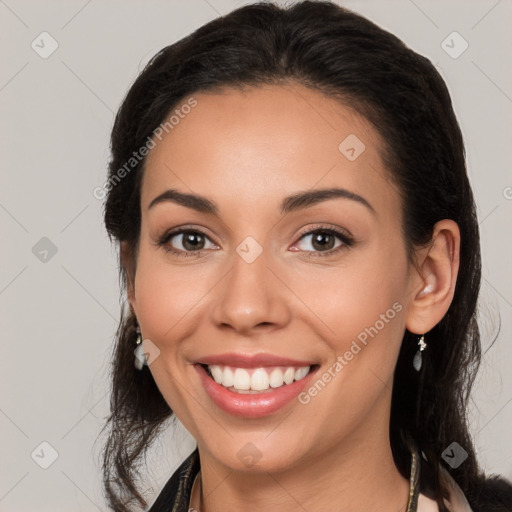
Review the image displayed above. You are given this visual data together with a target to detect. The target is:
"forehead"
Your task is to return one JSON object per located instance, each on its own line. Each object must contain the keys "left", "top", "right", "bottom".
{"left": 141, "top": 83, "right": 399, "bottom": 222}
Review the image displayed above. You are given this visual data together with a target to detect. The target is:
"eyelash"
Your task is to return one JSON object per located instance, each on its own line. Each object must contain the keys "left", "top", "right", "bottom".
{"left": 294, "top": 224, "right": 354, "bottom": 258}
{"left": 156, "top": 224, "right": 354, "bottom": 258}
{"left": 156, "top": 226, "right": 216, "bottom": 259}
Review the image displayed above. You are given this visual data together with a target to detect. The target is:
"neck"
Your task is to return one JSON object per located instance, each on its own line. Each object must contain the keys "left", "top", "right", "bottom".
{"left": 193, "top": 407, "right": 410, "bottom": 511}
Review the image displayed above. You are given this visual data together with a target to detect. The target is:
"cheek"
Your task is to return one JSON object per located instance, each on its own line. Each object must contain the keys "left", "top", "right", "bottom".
{"left": 132, "top": 243, "right": 212, "bottom": 346}
{"left": 290, "top": 243, "right": 408, "bottom": 348}
{"left": 292, "top": 247, "right": 408, "bottom": 436}
{"left": 131, "top": 245, "right": 212, "bottom": 417}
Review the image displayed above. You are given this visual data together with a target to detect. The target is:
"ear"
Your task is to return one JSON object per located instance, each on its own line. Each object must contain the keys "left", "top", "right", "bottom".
{"left": 405, "top": 219, "right": 460, "bottom": 335}
{"left": 120, "top": 241, "right": 137, "bottom": 313}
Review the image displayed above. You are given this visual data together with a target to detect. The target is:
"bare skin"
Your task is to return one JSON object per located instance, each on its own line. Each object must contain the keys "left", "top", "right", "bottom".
{"left": 124, "top": 83, "right": 460, "bottom": 512}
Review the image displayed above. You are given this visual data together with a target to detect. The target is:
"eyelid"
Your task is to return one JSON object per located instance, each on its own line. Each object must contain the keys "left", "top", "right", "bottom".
{"left": 293, "top": 223, "right": 353, "bottom": 245}
{"left": 154, "top": 225, "right": 220, "bottom": 257}
{"left": 289, "top": 223, "right": 354, "bottom": 256}
{"left": 156, "top": 224, "right": 216, "bottom": 244}
{"left": 156, "top": 222, "right": 354, "bottom": 256}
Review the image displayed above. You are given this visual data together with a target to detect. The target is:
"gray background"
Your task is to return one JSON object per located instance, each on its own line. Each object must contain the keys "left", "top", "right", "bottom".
{"left": 1, "top": 0, "right": 511, "bottom": 510}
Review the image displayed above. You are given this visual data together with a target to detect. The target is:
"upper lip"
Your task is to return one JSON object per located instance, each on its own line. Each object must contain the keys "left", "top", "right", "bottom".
{"left": 196, "top": 352, "right": 316, "bottom": 368}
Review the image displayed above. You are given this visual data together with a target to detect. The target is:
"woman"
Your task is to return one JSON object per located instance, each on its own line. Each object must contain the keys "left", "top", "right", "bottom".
{"left": 100, "top": 2, "right": 512, "bottom": 511}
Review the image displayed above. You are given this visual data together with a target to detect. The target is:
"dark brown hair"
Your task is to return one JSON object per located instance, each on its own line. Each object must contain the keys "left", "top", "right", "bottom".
{"left": 100, "top": 2, "right": 512, "bottom": 511}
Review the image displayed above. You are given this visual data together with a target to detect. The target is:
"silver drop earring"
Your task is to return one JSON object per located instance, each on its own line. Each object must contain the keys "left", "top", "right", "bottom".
{"left": 413, "top": 334, "right": 427, "bottom": 372}
{"left": 134, "top": 325, "right": 147, "bottom": 370}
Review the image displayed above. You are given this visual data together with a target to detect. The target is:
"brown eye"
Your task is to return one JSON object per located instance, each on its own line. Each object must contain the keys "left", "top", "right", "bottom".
{"left": 295, "top": 229, "right": 348, "bottom": 253}
{"left": 178, "top": 232, "right": 206, "bottom": 251}
{"left": 311, "top": 232, "right": 337, "bottom": 251}
{"left": 159, "top": 229, "right": 218, "bottom": 254}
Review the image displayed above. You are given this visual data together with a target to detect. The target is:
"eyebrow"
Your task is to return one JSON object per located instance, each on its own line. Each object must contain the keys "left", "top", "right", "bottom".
{"left": 148, "top": 187, "right": 376, "bottom": 216}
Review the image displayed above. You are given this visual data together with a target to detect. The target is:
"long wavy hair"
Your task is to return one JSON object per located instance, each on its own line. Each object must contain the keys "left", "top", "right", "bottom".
{"left": 100, "top": 2, "right": 511, "bottom": 511}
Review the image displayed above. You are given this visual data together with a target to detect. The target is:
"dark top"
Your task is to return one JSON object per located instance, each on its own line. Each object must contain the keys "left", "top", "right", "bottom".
{"left": 149, "top": 448, "right": 201, "bottom": 512}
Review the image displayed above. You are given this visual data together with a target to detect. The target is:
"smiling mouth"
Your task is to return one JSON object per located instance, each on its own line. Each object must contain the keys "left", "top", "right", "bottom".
{"left": 201, "top": 364, "right": 318, "bottom": 394}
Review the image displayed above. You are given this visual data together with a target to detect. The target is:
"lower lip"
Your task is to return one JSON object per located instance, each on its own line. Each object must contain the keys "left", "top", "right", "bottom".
{"left": 195, "top": 364, "right": 318, "bottom": 418}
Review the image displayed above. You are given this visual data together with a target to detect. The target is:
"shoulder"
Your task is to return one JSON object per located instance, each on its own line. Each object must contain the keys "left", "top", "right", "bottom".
{"left": 465, "top": 474, "right": 512, "bottom": 512}
{"left": 439, "top": 466, "right": 512, "bottom": 512}
{"left": 440, "top": 467, "right": 473, "bottom": 512}
{"left": 417, "top": 467, "right": 473, "bottom": 512}
{"left": 418, "top": 492, "right": 441, "bottom": 512}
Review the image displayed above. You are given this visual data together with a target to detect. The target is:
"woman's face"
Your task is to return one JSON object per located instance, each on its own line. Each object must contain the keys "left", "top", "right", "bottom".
{"left": 129, "top": 83, "right": 423, "bottom": 473}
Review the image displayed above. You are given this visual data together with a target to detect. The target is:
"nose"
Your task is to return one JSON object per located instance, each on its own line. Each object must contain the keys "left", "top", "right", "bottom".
{"left": 210, "top": 247, "right": 291, "bottom": 335}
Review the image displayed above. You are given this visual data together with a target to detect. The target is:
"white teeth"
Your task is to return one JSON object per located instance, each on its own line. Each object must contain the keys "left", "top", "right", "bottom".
{"left": 222, "top": 366, "right": 234, "bottom": 387}
{"left": 283, "top": 367, "right": 295, "bottom": 385}
{"left": 269, "top": 368, "right": 284, "bottom": 388}
{"left": 206, "top": 365, "right": 311, "bottom": 392}
{"left": 294, "top": 367, "right": 310, "bottom": 381}
{"left": 233, "top": 368, "right": 251, "bottom": 390}
{"left": 210, "top": 365, "right": 223, "bottom": 384}
{"left": 251, "top": 369, "right": 269, "bottom": 391}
